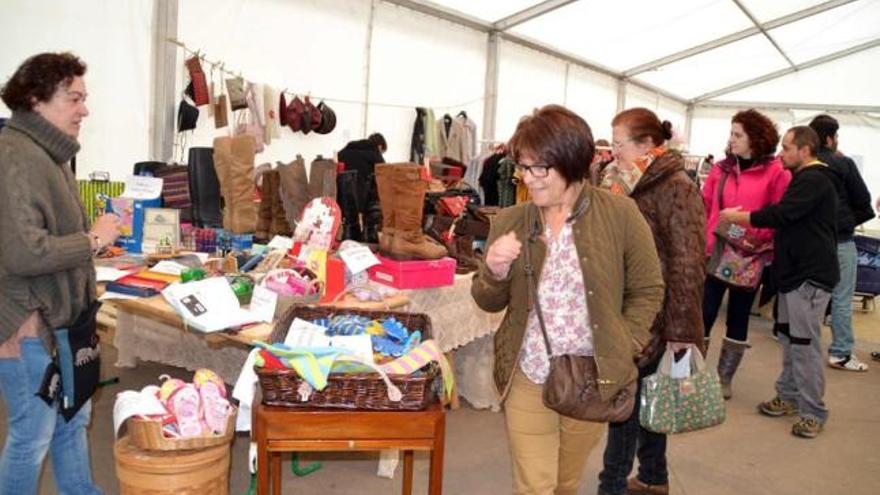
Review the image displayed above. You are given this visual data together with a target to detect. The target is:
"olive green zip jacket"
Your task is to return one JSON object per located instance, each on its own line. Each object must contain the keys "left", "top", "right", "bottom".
{"left": 471, "top": 185, "right": 664, "bottom": 402}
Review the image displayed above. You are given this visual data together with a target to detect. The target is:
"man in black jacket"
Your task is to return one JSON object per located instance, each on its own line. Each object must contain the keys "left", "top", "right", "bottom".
{"left": 721, "top": 126, "right": 838, "bottom": 439}
{"left": 809, "top": 115, "right": 874, "bottom": 372}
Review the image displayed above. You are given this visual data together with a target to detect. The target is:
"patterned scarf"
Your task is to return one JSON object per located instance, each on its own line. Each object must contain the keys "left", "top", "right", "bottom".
{"left": 600, "top": 145, "right": 667, "bottom": 196}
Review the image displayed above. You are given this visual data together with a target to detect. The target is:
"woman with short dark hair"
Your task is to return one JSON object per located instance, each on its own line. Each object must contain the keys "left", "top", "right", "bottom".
{"left": 472, "top": 104, "right": 665, "bottom": 494}
{"left": 702, "top": 109, "right": 791, "bottom": 399}
{"left": 0, "top": 52, "right": 120, "bottom": 494}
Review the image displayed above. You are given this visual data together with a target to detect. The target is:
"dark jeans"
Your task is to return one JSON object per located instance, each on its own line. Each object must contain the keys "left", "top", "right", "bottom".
{"left": 598, "top": 358, "right": 666, "bottom": 495}
{"left": 703, "top": 276, "right": 758, "bottom": 343}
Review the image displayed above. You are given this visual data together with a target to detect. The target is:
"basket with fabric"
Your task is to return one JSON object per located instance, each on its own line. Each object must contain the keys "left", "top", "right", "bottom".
{"left": 256, "top": 305, "right": 441, "bottom": 411}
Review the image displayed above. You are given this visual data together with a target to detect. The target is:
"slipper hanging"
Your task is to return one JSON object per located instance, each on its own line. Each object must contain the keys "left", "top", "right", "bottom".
{"left": 167, "top": 384, "right": 203, "bottom": 438}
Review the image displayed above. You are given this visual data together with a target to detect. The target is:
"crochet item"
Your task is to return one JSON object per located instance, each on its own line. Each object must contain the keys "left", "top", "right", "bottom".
{"left": 372, "top": 330, "right": 421, "bottom": 358}
{"left": 326, "top": 315, "right": 372, "bottom": 336}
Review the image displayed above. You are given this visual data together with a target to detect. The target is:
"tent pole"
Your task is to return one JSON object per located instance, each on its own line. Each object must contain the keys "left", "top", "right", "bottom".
{"left": 616, "top": 80, "right": 626, "bottom": 113}
{"left": 150, "top": 0, "right": 178, "bottom": 162}
{"left": 481, "top": 31, "right": 500, "bottom": 150}
{"left": 684, "top": 104, "right": 694, "bottom": 151}
{"left": 362, "top": 0, "right": 377, "bottom": 137}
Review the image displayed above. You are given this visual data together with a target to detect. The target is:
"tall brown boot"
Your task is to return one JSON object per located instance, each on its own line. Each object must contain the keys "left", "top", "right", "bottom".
{"left": 277, "top": 156, "right": 310, "bottom": 229}
{"left": 212, "top": 137, "right": 234, "bottom": 229}
{"left": 717, "top": 338, "right": 750, "bottom": 400}
{"left": 308, "top": 156, "right": 337, "bottom": 200}
{"left": 227, "top": 135, "right": 258, "bottom": 233}
{"left": 375, "top": 163, "right": 447, "bottom": 260}
{"left": 374, "top": 165, "right": 396, "bottom": 254}
{"left": 254, "top": 163, "right": 272, "bottom": 241}
{"left": 265, "top": 170, "right": 291, "bottom": 237}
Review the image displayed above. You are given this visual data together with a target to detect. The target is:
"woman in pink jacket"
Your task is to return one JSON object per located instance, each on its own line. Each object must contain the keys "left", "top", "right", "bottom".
{"left": 702, "top": 109, "right": 791, "bottom": 400}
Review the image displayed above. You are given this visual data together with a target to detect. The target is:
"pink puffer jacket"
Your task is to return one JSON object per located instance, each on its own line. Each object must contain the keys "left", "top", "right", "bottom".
{"left": 702, "top": 155, "right": 791, "bottom": 257}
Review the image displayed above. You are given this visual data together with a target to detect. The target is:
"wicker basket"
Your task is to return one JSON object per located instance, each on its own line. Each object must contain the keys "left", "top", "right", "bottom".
{"left": 127, "top": 407, "right": 237, "bottom": 451}
{"left": 257, "top": 304, "right": 440, "bottom": 411}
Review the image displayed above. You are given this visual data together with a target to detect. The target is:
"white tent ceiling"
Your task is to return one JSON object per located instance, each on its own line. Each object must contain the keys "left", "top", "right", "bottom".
{"left": 402, "top": 0, "right": 880, "bottom": 106}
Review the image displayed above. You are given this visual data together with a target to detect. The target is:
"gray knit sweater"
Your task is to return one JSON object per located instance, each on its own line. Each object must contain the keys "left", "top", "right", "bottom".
{"left": 0, "top": 112, "right": 96, "bottom": 349}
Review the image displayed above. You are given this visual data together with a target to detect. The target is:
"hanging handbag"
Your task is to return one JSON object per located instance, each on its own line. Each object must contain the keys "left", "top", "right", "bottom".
{"left": 524, "top": 207, "right": 636, "bottom": 422}
{"left": 54, "top": 302, "right": 103, "bottom": 421}
{"left": 639, "top": 344, "right": 725, "bottom": 434}
{"left": 706, "top": 170, "right": 771, "bottom": 290}
{"left": 226, "top": 76, "right": 248, "bottom": 111}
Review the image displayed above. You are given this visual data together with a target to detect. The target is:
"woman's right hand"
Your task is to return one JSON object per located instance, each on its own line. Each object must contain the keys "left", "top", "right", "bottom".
{"left": 485, "top": 231, "right": 522, "bottom": 279}
{"left": 91, "top": 213, "right": 122, "bottom": 246}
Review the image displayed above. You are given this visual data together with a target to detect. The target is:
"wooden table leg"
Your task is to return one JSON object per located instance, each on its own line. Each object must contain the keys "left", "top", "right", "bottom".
{"left": 444, "top": 351, "right": 460, "bottom": 410}
{"left": 257, "top": 435, "right": 269, "bottom": 495}
{"left": 428, "top": 413, "right": 446, "bottom": 495}
{"left": 271, "top": 452, "right": 281, "bottom": 495}
{"left": 401, "top": 450, "right": 414, "bottom": 495}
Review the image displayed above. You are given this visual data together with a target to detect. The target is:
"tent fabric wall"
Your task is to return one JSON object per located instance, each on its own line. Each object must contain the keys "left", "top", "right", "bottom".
{"left": 2, "top": 0, "right": 878, "bottom": 220}
{"left": 0, "top": 0, "right": 152, "bottom": 180}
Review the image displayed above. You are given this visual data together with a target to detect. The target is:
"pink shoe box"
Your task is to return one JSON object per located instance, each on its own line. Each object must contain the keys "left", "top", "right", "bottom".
{"left": 368, "top": 256, "right": 456, "bottom": 289}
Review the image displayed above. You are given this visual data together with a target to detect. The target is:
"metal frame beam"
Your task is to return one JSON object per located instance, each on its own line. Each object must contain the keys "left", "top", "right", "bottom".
{"left": 149, "top": 0, "right": 178, "bottom": 162}
{"left": 481, "top": 32, "right": 500, "bottom": 150}
{"left": 493, "top": 0, "right": 580, "bottom": 32}
{"left": 731, "top": 0, "right": 796, "bottom": 69}
{"left": 623, "top": 0, "right": 856, "bottom": 77}
{"left": 696, "top": 100, "right": 880, "bottom": 114}
{"left": 692, "top": 37, "right": 880, "bottom": 103}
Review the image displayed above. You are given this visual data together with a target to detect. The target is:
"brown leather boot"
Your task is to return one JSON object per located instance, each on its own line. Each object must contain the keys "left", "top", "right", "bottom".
{"left": 374, "top": 165, "right": 396, "bottom": 254}
{"left": 277, "top": 156, "right": 310, "bottom": 229}
{"left": 267, "top": 170, "right": 292, "bottom": 237}
{"left": 627, "top": 477, "right": 669, "bottom": 495}
{"left": 308, "top": 156, "right": 337, "bottom": 200}
{"left": 254, "top": 164, "right": 272, "bottom": 241}
{"left": 226, "top": 136, "right": 258, "bottom": 233}
{"left": 375, "top": 163, "right": 447, "bottom": 260}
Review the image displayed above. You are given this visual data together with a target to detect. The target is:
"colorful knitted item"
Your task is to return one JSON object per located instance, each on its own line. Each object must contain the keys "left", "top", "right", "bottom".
{"left": 255, "top": 342, "right": 346, "bottom": 390}
{"left": 381, "top": 317, "right": 410, "bottom": 342}
{"left": 326, "top": 315, "right": 372, "bottom": 336}
{"left": 380, "top": 340, "right": 454, "bottom": 400}
{"left": 372, "top": 330, "right": 421, "bottom": 358}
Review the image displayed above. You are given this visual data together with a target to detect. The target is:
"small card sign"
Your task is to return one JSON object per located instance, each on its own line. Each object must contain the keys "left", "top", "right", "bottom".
{"left": 338, "top": 244, "right": 380, "bottom": 274}
{"left": 249, "top": 285, "right": 278, "bottom": 323}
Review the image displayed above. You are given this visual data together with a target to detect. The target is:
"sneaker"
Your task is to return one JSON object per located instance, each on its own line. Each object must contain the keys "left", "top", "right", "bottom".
{"left": 828, "top": 354, "right": 869, "bottom": 372}
{"left": 758, "top": 396, "right": 798, "bottom": 417}
{"left": 871, "top": 351, "right": 880, "bottom": 363}
{"left": 791, "top": 416, "right": 823, "bottom": 438}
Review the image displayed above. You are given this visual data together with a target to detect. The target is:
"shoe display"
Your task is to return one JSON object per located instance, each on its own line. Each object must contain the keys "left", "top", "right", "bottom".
{"left": 626, "top": 477, "right": 669, "bottom": 495}
{"left": 828, "top": 354, "right": 869, "bottom": 372}
{"left": 791, "top": 416, "right": 823, "bottom": 439}
{"left": 758, "top": 396, "right": 798, "bottom": 417}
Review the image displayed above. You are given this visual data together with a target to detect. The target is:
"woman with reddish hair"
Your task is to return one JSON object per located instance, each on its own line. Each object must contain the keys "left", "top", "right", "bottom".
{"left": 702, "top": 109, "right": 791, "bottom": 400}
{"left": 597, "top": 108, "right": 706, "bottom": 495}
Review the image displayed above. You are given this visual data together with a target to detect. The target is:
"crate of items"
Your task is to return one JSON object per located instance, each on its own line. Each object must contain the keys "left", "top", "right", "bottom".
{"left": 256, "top": 305, "right": 441, "bottom": 411}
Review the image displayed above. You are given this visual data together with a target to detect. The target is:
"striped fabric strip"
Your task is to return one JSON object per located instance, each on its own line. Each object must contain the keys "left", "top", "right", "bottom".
{"left": 380, "top": 339, "right": 454, "bottom": 400}
{"left": 76, "top": 180, "right": 125, "bottom": 221}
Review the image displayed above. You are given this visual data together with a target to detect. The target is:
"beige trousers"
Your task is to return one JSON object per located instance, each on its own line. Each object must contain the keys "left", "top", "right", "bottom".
{"left": 504, "top": 369, "right": 604, "bottom": 495}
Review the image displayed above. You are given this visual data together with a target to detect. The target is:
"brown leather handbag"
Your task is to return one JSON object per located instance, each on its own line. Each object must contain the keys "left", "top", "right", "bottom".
{"left": 523, "top": 207, "right": 636, "bottom": 423}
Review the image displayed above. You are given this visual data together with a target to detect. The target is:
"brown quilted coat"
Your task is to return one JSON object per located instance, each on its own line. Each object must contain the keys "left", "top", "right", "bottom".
{"left": 472, "top": 186, "right": 665, "bottom": 402}
{"left": 630, "top": 150, "right": 706, "bottom": 365}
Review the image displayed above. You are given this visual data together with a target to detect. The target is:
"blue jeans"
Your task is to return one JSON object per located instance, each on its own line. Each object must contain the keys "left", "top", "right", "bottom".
{"left": 829, "top": 240, "right": 857, "bottom": 359}
{"left": 0, "top": 338, "right": 101, "bottom": 495}
{"left": 598, "top": 359, "right": 667, "bottom": 495}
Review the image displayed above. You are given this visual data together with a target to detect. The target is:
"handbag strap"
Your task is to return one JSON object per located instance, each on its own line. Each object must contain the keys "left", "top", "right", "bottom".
{"left": 714, "top": 167, "right": 728, "bottom": 211}
{"left": 523, "top": 205, "right": 555, "bottom": 356}
{"left": 658, "top": 343, "right": 706, "bottom": 376}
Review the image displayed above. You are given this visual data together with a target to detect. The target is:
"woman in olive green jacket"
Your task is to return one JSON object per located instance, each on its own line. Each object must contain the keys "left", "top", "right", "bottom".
{"left": 471, "top": 105, "right": 664, "bottom": 495}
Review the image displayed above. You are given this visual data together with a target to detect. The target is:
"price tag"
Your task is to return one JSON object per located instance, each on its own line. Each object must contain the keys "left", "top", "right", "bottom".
{"left": 249, "top": 285, "right": 278, "bottom": 323}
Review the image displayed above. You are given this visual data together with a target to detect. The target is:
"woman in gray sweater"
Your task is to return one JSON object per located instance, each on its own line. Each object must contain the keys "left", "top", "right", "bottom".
{"left": 0, "top": 52, "right": 120, "bottom": 494}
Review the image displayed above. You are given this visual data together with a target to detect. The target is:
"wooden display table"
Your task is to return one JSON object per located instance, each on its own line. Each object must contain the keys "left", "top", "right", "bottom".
{"left": 254, "top": 402, "right": 445, "bottom": 495}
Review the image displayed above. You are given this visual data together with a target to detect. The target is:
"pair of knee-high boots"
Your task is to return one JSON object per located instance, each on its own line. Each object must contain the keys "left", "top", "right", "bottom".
{"left": 254, "top": 166, "right": 291, "bottom": 242}
{"left": 212, "top": 136, "right": 258, "bottom": 234}
{"left": 276, "top": 155, "right": 337, "bottom": 233}
{"left": 374, "top": 163, "right": 447, "bottom": 260}
{"left": 336, "top": 170, "right": 384, "bottom": 244}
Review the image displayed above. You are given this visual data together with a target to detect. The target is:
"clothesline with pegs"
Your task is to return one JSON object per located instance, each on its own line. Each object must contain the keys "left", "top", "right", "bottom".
{"left": 168, "top": 38, "right": 484, "bottom": 111}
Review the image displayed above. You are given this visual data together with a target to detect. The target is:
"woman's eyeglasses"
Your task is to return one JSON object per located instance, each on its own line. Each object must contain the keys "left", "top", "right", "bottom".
{"left": 513, "top": 163, "right": 551, "bottom": 178}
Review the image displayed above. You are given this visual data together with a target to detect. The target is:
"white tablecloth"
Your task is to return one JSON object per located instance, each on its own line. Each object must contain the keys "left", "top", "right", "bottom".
{"left": 114, "top": 273, "right": 504, "bottom": 409}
